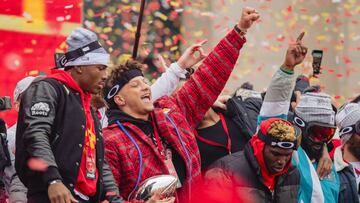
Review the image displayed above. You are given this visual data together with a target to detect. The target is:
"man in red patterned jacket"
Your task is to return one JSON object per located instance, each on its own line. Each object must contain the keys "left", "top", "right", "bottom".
{"left": 102, "top": 7, "right": 260, "bottom": 202}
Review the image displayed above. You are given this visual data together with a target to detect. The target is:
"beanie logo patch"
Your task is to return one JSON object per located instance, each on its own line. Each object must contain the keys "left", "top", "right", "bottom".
{"left": 30, "top": 102, "right": 50, "bottom": 117}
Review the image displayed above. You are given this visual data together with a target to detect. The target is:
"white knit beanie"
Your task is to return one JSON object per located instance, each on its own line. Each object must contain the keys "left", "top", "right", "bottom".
{"left": 295, "top": 92, "right": 336, "bottom": 125}
{"left": 336, "top": 102, "right": 360, "bottom": 144}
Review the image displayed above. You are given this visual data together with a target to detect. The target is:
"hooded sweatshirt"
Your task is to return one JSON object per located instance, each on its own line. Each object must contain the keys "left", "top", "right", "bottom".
{"left": 250, "top": 117, "right": 294, "bottom": 191}
{"left": 250, "top": 135, "right": 292, "bottom": 191}
{"left": 47, "top": 70, "right": 98, "bottom": 196}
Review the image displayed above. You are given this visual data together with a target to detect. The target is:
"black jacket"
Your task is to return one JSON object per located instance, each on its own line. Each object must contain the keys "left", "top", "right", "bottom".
{"left": 222, "top": 96, "right": 262, "bottom": 139}
{"left": 15, "top": 78, "right": 122, "bottom": 202}
{"left": 205, "top": 143, "right": 300, "bottom": 203}
{"left": 338, "top": 165, "right": 360, "bottom": 203}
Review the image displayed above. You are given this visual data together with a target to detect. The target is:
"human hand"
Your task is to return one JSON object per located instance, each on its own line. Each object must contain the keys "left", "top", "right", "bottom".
{"left": 213, "top": 95, "right": 232, "bottom": 110}
{"left": 300, "top": 57, "right": 314, "bottom": 78}
{"left": 237, "top": 7, "right": 260, "bottom": 31}
{"left": 282, "top": 32, "right": 308, "bottom": 72}
{"left": 154, "top": 54, "right": 169, "bottom": 72}
{"left": 317, "top": 144, "right": 333, "bottom": 179}
{"left": 48, "top": 181, "right": 78, "bottom": 203}
{"left": 177, "top": 40, "right": 208, "bottom": 69}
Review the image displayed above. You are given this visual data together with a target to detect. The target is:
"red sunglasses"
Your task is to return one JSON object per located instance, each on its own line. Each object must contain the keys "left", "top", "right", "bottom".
{"left": 307, "top": 125, "right": 337, "bottom": 142}
{"left": 293, "top": 115, "right": 336, "bottom": 142}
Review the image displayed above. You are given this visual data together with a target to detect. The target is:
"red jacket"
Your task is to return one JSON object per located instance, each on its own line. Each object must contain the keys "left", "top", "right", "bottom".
{"left": 103, "top": 29, "right": 246, "bottom": 201}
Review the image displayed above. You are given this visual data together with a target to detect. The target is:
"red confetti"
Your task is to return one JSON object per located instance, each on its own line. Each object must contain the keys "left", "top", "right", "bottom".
{"left": 336, "top": 73, "right": 343, "bottom": 78}
{"left": 287, "top": 6, "right": 292, "bottom": 13}
{"left": 276, "top": 35, "right": 286, "bottom": 42}
{"left": 343, "top": 56, "right": 352, "bottom": 64}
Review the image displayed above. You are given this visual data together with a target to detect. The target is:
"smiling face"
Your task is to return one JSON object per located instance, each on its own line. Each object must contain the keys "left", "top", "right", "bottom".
{"left": 263, "top": 145, "right": 293, "bottom": 174}
{"left": 114, "top": 76, "right": 154, "bottom": 120}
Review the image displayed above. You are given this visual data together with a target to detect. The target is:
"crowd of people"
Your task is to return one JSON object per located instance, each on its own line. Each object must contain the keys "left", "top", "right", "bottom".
{"left": 0, "top": 6, "right": 359, "bottom": 203}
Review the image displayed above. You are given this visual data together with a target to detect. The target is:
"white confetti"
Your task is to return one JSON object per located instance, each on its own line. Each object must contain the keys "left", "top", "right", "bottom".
{"left": 56, "top": 16, "right": 65, "bottom": 22}
{"left": 64, "top": 4, "right": 73, "bottom": 9}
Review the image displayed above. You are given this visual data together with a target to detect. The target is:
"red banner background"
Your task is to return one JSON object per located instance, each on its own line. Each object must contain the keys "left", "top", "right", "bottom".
{"left": 0, "top": 0, "right": 82, "bottom": 126}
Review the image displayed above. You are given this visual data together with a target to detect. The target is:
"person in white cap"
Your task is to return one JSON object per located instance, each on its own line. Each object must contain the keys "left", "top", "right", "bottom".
{"left": 335, "top": 102, "right": 360, "bottom": 203}
{"left": 2, "top": 76, "right": 36, "bottom": 203}
{"left": 7, "top": 76, "right": 36, "bottom": 155}
{"left": 15, "top": 28, "right": 123, "bottom": 203}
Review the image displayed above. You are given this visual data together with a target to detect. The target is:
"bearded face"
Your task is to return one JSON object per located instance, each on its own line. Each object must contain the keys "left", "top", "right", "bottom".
{"left": 301, "top": 135, "right": 324, "bottom": 161}
{"left": 346, "top": 133, "right": 360, "bottom": 161}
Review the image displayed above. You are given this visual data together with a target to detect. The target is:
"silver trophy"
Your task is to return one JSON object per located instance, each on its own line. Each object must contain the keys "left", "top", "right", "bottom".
{"left": 130, "top": 175, "right": 178, "bottom": 201}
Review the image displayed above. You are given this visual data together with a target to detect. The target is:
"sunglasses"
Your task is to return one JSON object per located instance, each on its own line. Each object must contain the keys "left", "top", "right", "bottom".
{"left": 258, "top": 130, "right": 297, "bottom": 150}
{"left": 339, "top": 120, "right": 360, "bottom": 138}
{"left": 270, "top": 141, "right": 296, "bottom": 149}
{"left": 293, "top": 115, "right": 336, "bottom": 142}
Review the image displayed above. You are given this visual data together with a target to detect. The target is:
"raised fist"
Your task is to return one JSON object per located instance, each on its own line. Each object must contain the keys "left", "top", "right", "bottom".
{"left": 238, "top": 7, "right": 260, "bottom": 31}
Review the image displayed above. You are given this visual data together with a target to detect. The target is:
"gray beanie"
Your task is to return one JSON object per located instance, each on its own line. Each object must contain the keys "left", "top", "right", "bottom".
{"left": 65, "top": 27, "right": 109, "bottom": 67}
{"left": 336, "top": 102, "right": 360, "bottom": 143}
{"left": 295, "top": 92, "right": 335, "bottom": 125}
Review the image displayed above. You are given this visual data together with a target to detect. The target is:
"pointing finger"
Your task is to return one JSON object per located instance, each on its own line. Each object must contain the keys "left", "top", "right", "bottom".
{"left": 296, "top": 32, "right": 305, "bottom": 43}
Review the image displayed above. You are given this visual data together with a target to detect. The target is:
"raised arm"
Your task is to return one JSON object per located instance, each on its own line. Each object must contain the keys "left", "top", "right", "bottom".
{"left": 258, "top": 32, "right": 308, "bottom": 126}
{"left": 151, "top": 43, "right": 207, "bottom": 100}
{"left": 151, "top": 62, "right": 187, "bottom": 100}
{"left": 167, "top": 7, "right": 260, "bottom": 129}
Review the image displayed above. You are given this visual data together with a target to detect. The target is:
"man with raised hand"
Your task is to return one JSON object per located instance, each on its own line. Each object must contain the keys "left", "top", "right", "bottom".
{"left": 102, "top": 7, "right": 259, "bottom": 202}
{"left": 202, "top": 32, "right": 309, "bottom": 203}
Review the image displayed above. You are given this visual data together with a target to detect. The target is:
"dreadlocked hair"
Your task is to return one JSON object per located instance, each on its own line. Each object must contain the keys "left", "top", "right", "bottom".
{"left": 267, "top": 120, "right": 296, "bottom": 142}
{"left": 102, "top": 60, "right": 144, "bottom": 109}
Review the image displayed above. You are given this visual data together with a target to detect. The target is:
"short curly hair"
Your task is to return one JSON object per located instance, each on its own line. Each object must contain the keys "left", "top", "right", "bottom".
{"left": 102, "top": 60, "right": 144, "bottom": 109}
{"left": 267, "top": 120, "right": 296, "bottom": 142}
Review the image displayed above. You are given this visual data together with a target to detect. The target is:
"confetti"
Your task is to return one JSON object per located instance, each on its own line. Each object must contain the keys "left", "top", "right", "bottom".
{"left": 64, "top": 4, "right": 74, "bottom": 9}
{"left": 78, "top": 0, "right": 360, "bottom": 102}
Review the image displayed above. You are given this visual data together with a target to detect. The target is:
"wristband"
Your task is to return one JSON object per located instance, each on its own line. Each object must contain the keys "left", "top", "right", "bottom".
{"left": 280, "top": 65, "right": 294, "bottom": 75}
{"left": 234, "top": 25, "right": 247, "bottom": 36}
{"left": 48, "top": 179, "right": 62, "bottom": 186}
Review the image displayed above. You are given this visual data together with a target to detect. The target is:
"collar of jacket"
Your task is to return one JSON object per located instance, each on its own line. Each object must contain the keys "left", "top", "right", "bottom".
{"left": 334, "top": 147, "right": 350, "bottom": 172}
{"left": 107, "top": 109, "right": 153, "bottom": 135}
{"left": 48, "top": 69, "right": 86, "bottom": 95}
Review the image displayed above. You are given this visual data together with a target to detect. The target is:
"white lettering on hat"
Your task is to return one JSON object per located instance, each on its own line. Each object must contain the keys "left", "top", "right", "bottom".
{"left": 82, "top": 46, "right": 90, "bottom": 52}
